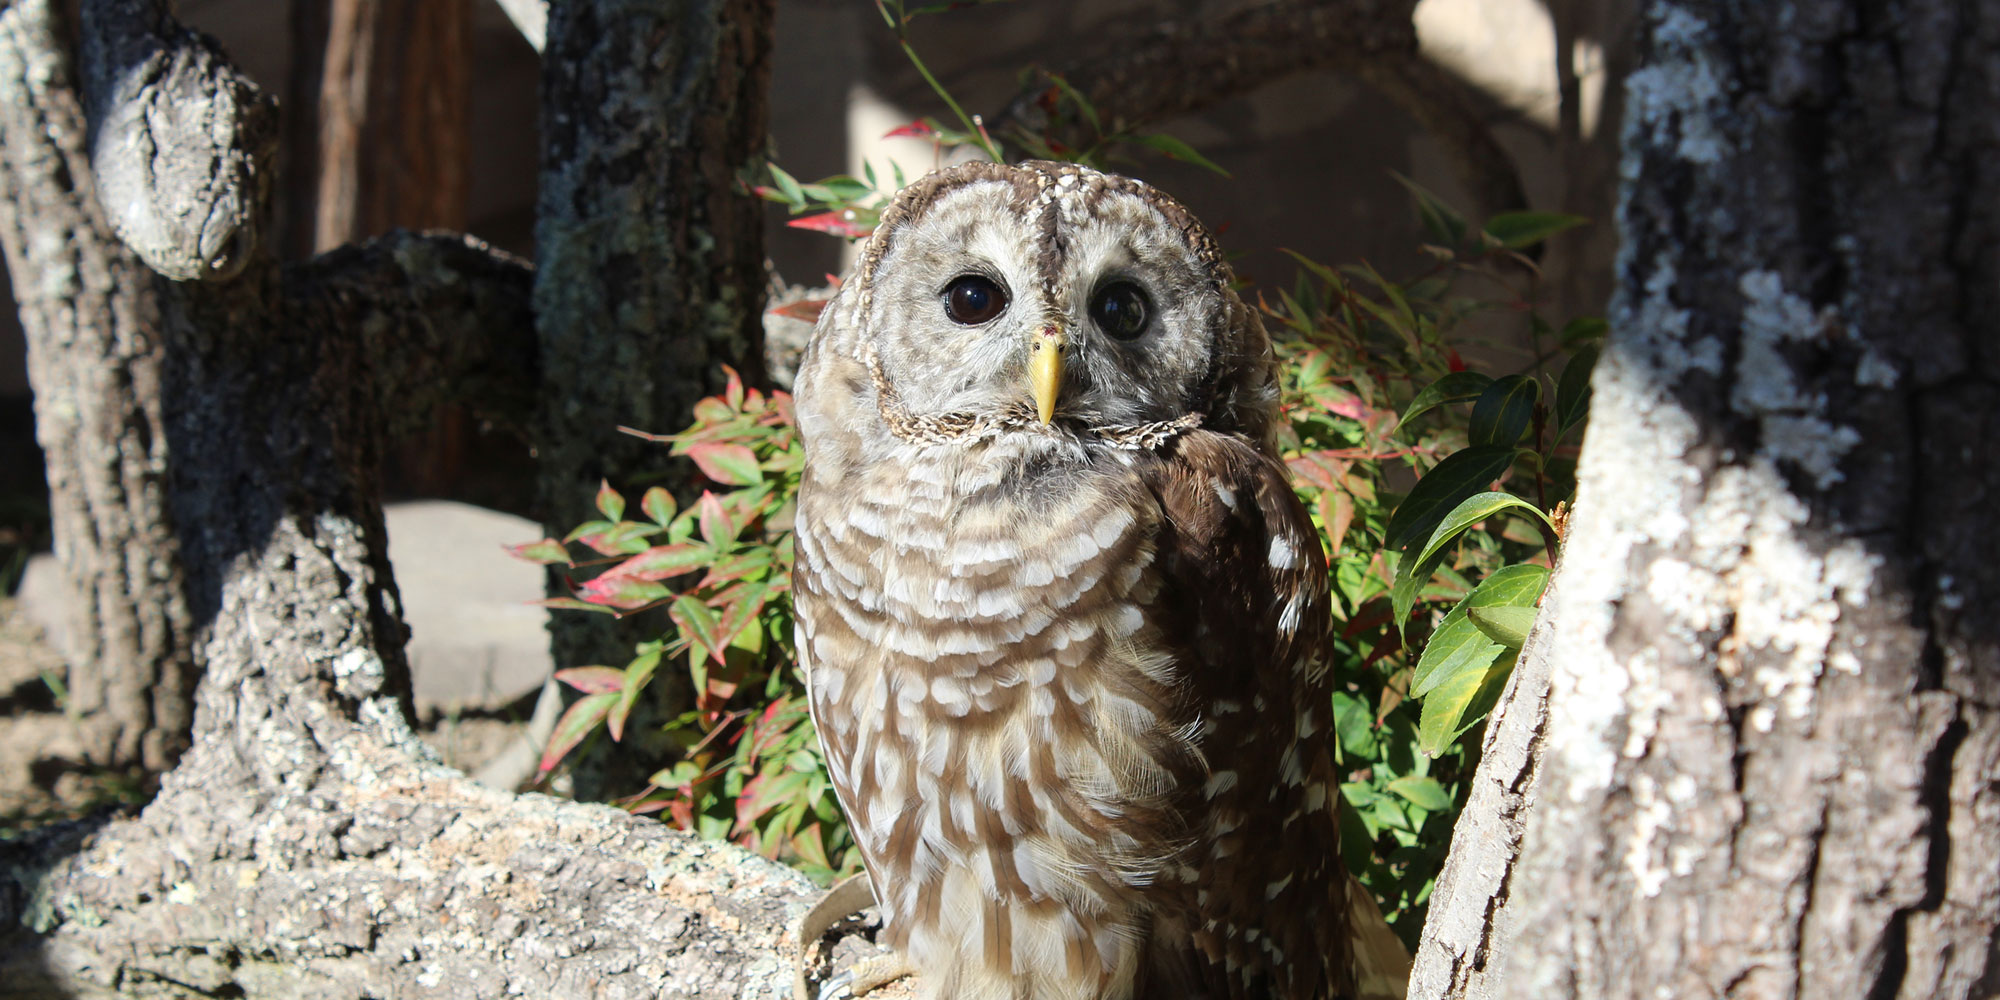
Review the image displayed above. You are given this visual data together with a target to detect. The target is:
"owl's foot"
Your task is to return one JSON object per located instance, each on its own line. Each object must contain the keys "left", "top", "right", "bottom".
{"left": 816, "top": 954, "right": 918, "bottom": 999}
{"left": 794, "top": 873, "right": 915, "bottom": 999}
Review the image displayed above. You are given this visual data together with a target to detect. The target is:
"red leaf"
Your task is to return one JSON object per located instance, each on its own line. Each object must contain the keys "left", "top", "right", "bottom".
{"left": 1447, "top": 348, "right": 1468, "bottom": 372}
{"left": 538, "top": 691, "right": 618, "bottom": 773}
{"left": 722, "top": 365, "right": 745, "bottom": 411}
{"left": 1325, "top": 491, "right": 1356, "bottom": 557}
{"left": 767, "top": 298, "right": 830, "bottom": 322}
{"left": 883, "top": 119, "right": 937, "bottom": 139}
{"left": 787, "top": 212, "right": 873, "bottom": 238}
{"left": 670, "top": 595, "right": 728, "bottom": 667}
{"left": 555, "top": 666, "right": 625, "bottom": 694}
{"left": 575, "top": 574, "right": 672, "bottom": 610}
{"left": 686, "top": 441, "right": 764, "bottom": 487}
{"left": 1328, "top": 394, "right": 1376, "bottom": 422}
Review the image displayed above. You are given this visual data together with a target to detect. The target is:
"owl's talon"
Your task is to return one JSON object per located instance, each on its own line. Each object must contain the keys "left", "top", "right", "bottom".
{"left": 816, "top": 971, "right": 854, "bottom": 1000}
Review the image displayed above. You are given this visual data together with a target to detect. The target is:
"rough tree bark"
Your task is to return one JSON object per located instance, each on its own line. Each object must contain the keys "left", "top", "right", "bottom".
{"left": 0, "top": 0, "right": 236, "bottom": 776}
{"left": 0, "top": 0, "right": 832, "bottom": 996}
{"left": 1411, "top": 2, "right": 2000, "bottom": 997}
{"left": 535, "top": 0, "right": 775, "bottom": 797}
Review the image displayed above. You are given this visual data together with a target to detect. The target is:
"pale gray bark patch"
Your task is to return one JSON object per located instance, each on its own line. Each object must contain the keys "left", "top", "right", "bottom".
{"left": 77, "top": 0, "right": 277, "bottom": 282}
{"left": 1411, "top": 1, "right": 2000, "bottom": 997}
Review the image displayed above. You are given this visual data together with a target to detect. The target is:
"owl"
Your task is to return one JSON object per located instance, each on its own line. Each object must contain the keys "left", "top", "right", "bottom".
{"left": 792, "top": 160, "right": 1355, "bottom": 1000}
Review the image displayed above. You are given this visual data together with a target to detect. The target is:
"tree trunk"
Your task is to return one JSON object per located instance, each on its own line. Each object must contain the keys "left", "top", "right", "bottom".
{"left": 534, "top": 0, "right": 774, "bottom": 798}
{"left": 1411, "top": 2, "right": 2000, "bottom": 997}
{"left": 0, "top": 0, "right": 194, "bottom": 776}
{"left": 291, "top": 0, "right": 477, "bottom": 498}
{"left": 0, "top": 1, "right": 837, "bottom": 996}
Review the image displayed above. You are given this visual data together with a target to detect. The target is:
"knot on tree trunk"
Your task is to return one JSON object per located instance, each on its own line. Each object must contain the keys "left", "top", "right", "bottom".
{"left": 78, "top": 0, "right": 277, "bottom": 281}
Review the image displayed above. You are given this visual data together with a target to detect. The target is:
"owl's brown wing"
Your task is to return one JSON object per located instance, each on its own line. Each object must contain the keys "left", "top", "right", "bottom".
{"left": 1135, "top": 428, "right": 1357, "bottom": 1000}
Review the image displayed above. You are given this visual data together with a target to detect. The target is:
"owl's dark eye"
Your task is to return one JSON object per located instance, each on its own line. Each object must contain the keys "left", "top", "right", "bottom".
{"left": 943, "top": 275, "right": 1008, "bottom": 325}
{"left": 1090, "top": 281, "right": 1151, "bottom": 340}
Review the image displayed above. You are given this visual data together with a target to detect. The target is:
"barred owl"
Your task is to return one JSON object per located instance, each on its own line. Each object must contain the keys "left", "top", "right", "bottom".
{"left": 792, "top": 160, "right": 1355, "bottom": 1000}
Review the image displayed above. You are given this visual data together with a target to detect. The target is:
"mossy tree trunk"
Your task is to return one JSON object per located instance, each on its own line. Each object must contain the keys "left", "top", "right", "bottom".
{"left": 1411, "top": 2, "right": 2000, "bottom": 996}
{"left": 534, "top": 0, "right": 775, "bottom": 798}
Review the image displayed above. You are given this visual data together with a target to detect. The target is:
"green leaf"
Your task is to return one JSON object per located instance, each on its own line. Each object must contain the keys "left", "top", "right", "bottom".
{"left": 539, "top": 691, "right": 617, "bottom": 773}
{"left": 1386, "top": 775, "right": 1452, "bottom": 812}
{"left": 1391, "top": 172, "right": 1468, "bottom": 248}
{"left": 610, "top": 649, "right": 661, "bottom": 742}
{"left": 1556, "top": 345, "right": 1599, "bottom": 437}
{"left": 608, "top": 543, "right": 714, "bottom": 582}
{"left": 1331, "top": 691, "right": 1379, "bottom": 761}
{"left": 767, "top": 162, "right": 807, "bottom": 208}
{"left": 595, "top": 481, "right": 625, "bottom": 522}
{"left": 1396, "top": 372, "right": 1494, "bottom": 434}
{"left": 1046, "top": 73, "right": 1101, "bottom": 135}
{"left": 1418, "top": 649, "right": 1518, "bottom": 757}
{"left": 1481, "top": 211, "right": 1588, "bottom": 249}
{"left": 536, "top": 597, "right": 618, "bottom": 615}
{"left": 1467, "top": 374, "right": 1541, "bottom": 448}
{"left": 1383, "top": 446, "right": 1520, "bottom": 552}
{"left": 641, "top": 486, "right": 677, "bottom": 527}
{"left": 1130, "top": 132, "right": 1231, "bottom": 177}
{"left": 503, "top": 538, "right": 571, "bottom": 565}
{"left": 1410, "top": 619, "right": 1502, "bottom": 701}
{"left": 1411, "top": 564, "right": 1547, "bottom": 698}
{"left": 1467, "top": 605, "right": 1539, "bottom": 649}
{"left": 1560, "top": 316, "right": 1609, "bottom": 347}
{"left": 1414, "top": 493, "right": 1555, "bottom": 570}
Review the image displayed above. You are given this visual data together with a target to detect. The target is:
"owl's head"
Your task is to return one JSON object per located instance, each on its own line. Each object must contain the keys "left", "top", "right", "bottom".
{"left": 800, "top": 161, "right": 1276, "bottom": 449}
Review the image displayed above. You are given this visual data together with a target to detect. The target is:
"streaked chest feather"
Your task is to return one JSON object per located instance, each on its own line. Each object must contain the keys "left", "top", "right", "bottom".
{"left": 796, "top": 435, "right": 1201, "bottom": 995}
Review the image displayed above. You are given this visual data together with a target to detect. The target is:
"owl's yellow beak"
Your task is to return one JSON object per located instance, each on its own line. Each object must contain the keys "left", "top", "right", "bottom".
{"left": 1029, "top": 325, "right": 1065, "bottom": 424}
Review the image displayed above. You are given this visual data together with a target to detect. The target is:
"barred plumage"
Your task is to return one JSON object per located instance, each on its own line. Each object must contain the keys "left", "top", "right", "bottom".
{"left": 793, "top": 160, "right": 1355, "bottom": 999}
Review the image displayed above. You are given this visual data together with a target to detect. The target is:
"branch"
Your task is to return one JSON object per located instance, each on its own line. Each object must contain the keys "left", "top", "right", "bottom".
{"left": 990, "top": 0, "right": 1525, "bottom": 215}
{"left": 0, "top": 749, "right": 855, "bottom": 998}
{"left": 76, "top": 0, "right": 278, "bottom": 280}
{"left": 286, "top": 230, "right": 539, "bottom": 437}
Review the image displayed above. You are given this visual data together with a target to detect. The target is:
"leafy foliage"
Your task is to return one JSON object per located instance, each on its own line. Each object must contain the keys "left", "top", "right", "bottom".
{"left": 506, "top": 368, "right": 859, "bottom": 883}
{"left": 1259, "top": 188, "right": 1593, "bottom": 940}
